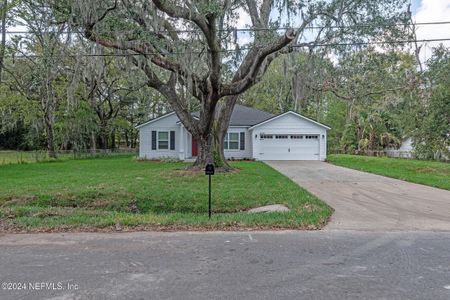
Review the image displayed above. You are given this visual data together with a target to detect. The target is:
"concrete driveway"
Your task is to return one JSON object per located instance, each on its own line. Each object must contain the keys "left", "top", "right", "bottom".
{"left": 265, "top": 161, "right": 450, "bottom": 231}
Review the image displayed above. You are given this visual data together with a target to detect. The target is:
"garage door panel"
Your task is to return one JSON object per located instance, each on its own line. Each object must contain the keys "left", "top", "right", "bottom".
{"left": 259, "top": 134, "right": 319, "bottom": 160}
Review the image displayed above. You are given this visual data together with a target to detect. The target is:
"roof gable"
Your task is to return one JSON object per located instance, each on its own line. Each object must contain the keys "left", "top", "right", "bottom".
{"left": 135, "top": 111, "right": 176, "bottom": 129}
{"left": 248, "top": 111, "right": 331, "bottom": 130}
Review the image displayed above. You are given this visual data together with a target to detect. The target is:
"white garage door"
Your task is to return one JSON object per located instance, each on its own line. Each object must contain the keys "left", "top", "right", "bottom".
{"left": 259, "top": 134, "right": 320, "bottom": 160}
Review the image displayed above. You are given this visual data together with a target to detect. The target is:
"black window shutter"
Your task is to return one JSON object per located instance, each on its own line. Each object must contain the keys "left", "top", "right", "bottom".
{"left": 151, "top": 131, "right": 157, "bottom": 150}
{"left": 240, "top": 132, "right": 245, "bottom": 150}
{"left": 170, "top": 131, "right": 176, "bottom": 150}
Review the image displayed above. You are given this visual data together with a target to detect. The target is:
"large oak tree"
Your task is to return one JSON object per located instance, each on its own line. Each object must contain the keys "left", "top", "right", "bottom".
{"left": 55, "top": 0, "right": 408, "bottom": 167}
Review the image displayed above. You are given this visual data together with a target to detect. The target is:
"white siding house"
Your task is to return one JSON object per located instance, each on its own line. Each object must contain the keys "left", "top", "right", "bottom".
{"left": 223, "top": 126, "right": 253, "bottom": 159}
{"left": 136, "top": 105, "right": 330, "bottom": 161}
{"left": 138, "top": 112, "right": 181, "bottom": 159}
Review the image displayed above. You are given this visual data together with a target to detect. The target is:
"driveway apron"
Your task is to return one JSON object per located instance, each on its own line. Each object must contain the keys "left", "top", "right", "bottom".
{"left": 265, "top": 161, "right": 450, "bottom": 231}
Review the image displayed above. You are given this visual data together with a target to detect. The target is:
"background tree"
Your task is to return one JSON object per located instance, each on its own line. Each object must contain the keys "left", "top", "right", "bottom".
{"left": 4, "top": 0, "right": 71, "bottom": 157}
{"left": 413, "top": 46, "right": 450, "bottom": 159}
{"left": 54, "top": 0, "right": 409, "bottom": 167}
{"left": 0, "top": 0, "right": 8, "bottom": 81}
{"left": 243, "top": 48, "right": 418, "bottom": 153}
{"left": 1, "top": 0, "right": 447, "bottom": 162}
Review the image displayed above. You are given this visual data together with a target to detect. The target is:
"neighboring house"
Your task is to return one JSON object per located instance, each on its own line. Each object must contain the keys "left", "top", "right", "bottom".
{"left": 136, "top": 105, "right": 330, "bottom": 161}
{"left": 385, "top": 137, "right": 414, "bottom": 158}
{"left": 385, "top": 136, "right": 450, "bottom": 160}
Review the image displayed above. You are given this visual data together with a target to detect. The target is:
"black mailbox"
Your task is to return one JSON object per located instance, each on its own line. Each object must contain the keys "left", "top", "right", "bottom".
{"left": 205, "top": 163, "right": 215, "bottom": 175}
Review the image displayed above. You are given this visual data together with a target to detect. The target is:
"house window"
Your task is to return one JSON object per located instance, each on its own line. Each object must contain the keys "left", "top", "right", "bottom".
{"left": 158, "top": 131, "right": 169, "bottom": 149}
{"left": 225, "top": 132, "right": 240, "bottom": 150}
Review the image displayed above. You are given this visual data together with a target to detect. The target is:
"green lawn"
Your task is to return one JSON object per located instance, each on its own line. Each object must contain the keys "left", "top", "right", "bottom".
{"left": 327, "top": 154, "right": 450, "bottom": 190}
{"left": 0, "top": 150, "right": 64, "bottom": 165}
{"left": 0, "top": 156, "right": 332, "bottom": 232}
{"left": 0, "top": 150, "right": 134, "bottom": 165}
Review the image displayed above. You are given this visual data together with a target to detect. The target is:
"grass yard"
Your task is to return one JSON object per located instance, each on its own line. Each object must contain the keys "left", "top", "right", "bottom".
{"left": 0, "top": 151, "right": 66, "bottom": 165}
{"left": 0, "top": 155, "right": 332, "bottom": 232}
{"left": 327, "top": 154, "right": 450, "bottom": 190}
{"left": 0, "top": 150, "right": 135, "bottom": 165}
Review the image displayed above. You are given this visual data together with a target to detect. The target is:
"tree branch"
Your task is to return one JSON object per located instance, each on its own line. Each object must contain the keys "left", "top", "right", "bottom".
{"left": 83, "top": 30, "right": 206, "bottom": 96}
{"left": 306, "top": 80, "right": 408, "bottom": 101}
{"left": 220, "top": 29, "right": 296, "bottom": 96}
{"left": 259, "top": 0, "right": 273, "bottom": 25}
{"left": 151, "top": 0, "right": 209, "bottom": 36}
{"left": 131, "top": 57, "right": 200, "bottom": 135}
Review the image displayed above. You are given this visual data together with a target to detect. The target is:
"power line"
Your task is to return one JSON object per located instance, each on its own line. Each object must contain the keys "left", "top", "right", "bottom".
{"left": 4, "top": 37, "right": 450, "bottom": 59}
{"left": 240, "top": 21, "right": 450, "bottom": 32}
{"left": 291, "top": 38, "right": 450, "bottom": 48}
{"left": 4, "top": 21, "right": 450, "bottom": 35}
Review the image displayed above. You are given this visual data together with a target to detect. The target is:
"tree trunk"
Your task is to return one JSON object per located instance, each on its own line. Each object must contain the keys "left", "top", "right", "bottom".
{"left": 131, "top": 131, "right": 136, "bottom": 149}
{"left": 124, "top": 130, "right": 129, "bottom": 148}
{"left": 215, "top": 95, "right": 240, "bottom": 168}
{"left": 186, "top": 96, "right": 240, "bottom": 170}
{"left": 46, "top": 130, "right": 56, "bottom": 158}
{"left": 174, "top": 96, "right": 218, "bottom": 169}
{"left": 101, "top": 133, "right": 108, "bottom": 149}
{"left": 98, "top": 120, "right": 108, "bottom": 149}
{"left": 44, "top": 117, "right": 56, "bottom": 158}
{"left": 42, "top": 71, "right": 57, "bottom": 159}
{"left": 90, "top": 132, "right": 97, "bottom": 154}
{"left": 0, "top": 0, "right": 7, "bottom": 82}
{"left": 110, "top": 129, "right": 116, "bottom": 150}
{"left": 194, "top": 134, "right": 213, "bottom": 167}
{"left": 216, "top": 128, "right": 227, "bottom": 166}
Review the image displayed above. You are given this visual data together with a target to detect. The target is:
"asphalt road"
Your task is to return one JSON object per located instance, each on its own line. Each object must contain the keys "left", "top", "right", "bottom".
{"left": 1, "top": 231, "right": 450, "bottom": 300}
{"left": 266, "top": 161, "right": 450, "bottom": 231}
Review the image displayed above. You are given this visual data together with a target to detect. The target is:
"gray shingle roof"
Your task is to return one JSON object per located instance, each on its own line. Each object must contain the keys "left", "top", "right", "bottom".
{"left": 227, "top": 104, "right": 275, "bottom": 126}
{"left": 137, "top": 104, "right": 275, "bottom": 128}
{"left": 192, "top": 104, "right": 275, "bottom": 126}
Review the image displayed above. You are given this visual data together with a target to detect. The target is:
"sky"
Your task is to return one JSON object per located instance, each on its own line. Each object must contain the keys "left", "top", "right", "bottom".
{"left": 411, "top": 0, "right": 450, "bottom": 62}
{"left": 8, "top": 0, "right": 450, "bottom": 64}
{"left": 233, "top": 0, "right": 450, "bottom": 64}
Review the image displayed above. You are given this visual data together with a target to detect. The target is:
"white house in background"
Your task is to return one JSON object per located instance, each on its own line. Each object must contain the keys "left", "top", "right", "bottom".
{"left": 385, "top": 137, "right": 414, "bottom": 158}
{"left": 385, "top": 137, "right": 450, "bottom": 160}
{"left": 136, "top": 105, "right": 330, "bottom": 161}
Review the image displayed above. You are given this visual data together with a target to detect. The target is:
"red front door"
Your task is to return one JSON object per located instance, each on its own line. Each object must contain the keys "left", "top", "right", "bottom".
{"left": 192, "top": 137, "right": 198, "bottom": 157}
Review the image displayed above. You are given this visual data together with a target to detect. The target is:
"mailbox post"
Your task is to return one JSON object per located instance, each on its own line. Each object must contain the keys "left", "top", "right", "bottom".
{"left": 205, "top": 163, "right": 215, "bottom": 219}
